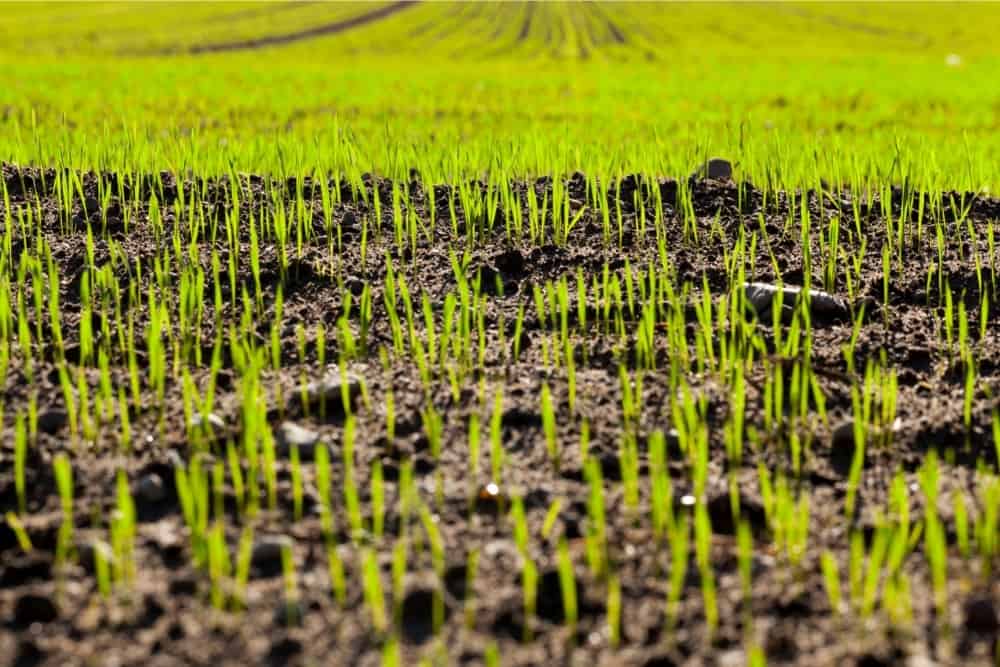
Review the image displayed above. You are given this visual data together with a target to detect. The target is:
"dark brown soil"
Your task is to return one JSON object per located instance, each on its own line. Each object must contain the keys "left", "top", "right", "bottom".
{"left": 1, "top": 164, "right": 1000, "bottom": 666}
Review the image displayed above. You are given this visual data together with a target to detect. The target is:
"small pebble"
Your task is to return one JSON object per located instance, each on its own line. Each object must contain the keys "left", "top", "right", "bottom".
{"left": 190, "top": 412, "right": 225, "bottom": 431}
{"left": 833, "top": 417, "right": 903, "bottom": 448}
{"left": 276, "top": 421, "right": 319, "bottom": 454}
{"left": 474, "top": 482, "right": 506, "bottom": 514}
{"left": 303, "top": 369, "right": 362, "bottom": 406}
{"left": 483, "top": 539, "right": 518, "bottom": 561}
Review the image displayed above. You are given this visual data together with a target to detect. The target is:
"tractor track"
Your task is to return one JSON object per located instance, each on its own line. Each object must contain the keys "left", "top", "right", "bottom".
{"left": 168, "top": 1, "right": 419, "bottom": 55}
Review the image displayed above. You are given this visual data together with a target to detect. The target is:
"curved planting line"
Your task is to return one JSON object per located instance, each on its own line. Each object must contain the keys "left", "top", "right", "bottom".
{"left": 516, "top": 2, "right": 535, "bottom": 42}
{"left": 479, "top": 3, "right": 533, "bottom": 59}
{"left": 589, "top": 3, "right": 627, "bottom": 45}
{"left": 771, "top": 4, "right": 931, "bottom": 46}
{"left": 183, "top": 1, "right": 418, "bottom": 54}
{"left": 605, "top": 18, "right": 626, "bottom": 45}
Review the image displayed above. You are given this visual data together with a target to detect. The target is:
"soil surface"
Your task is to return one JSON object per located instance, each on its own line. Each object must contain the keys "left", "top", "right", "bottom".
{"left": 1, "top": 164, "right": 1000, "bottom": 666}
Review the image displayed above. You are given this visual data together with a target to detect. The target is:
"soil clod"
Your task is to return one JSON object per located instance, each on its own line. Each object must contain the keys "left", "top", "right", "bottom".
{"left": 268, "top": 636, "right": 303, "bottom": 663}
{"left": 1, "top": 554, "right": 52, "bottom": 586}
{"left": 401, "top": 588, "right": 445, "bottom": 644}
{"left": 536, "top": 569, "right": 584, "bottom": 624}
{"left": 134, "top": 473, "right": 166, "bottom": 505}
{"left": 37, "top": 408, "right": 68, "bottom": 435}
{"left": 274, "top": 601, "right": 305, "bottom": 627}
{"left": 706, "top": 492, "right": 768, "bottom": 536}
{"left": 963, "top": 595, "right": 999, "bottom": 635}
{"left": 15, "top": 639, "right": 44, "bottom": 667}
{"left": 252, "top": 535, "right": 293, "bottom": 577}
{"left": 690, "top": 157, "right": 733, "bottom": 181}
{"left": 11, "top": 593, "right": 57, "bottom": 628}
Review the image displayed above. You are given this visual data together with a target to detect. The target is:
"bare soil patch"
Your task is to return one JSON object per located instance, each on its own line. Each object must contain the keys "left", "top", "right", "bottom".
{"left": 1, "top": 164, "right": 999, "bottom": 666}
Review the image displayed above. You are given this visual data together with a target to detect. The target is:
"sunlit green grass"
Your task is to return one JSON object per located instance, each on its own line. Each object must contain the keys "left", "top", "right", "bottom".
{"left": 0, "top": 2, "right": 998, "bottom": 188}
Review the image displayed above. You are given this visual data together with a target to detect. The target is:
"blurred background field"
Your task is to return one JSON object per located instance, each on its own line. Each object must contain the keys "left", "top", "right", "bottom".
{"left": 0, "top": 2, "right": 998, "bottom": 187}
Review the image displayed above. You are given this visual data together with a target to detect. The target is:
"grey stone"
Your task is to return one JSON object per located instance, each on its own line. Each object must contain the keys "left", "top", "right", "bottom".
{"left": 483, "top": 539, "right": 519, "bottom": 564}
{"left": 189, "top": 412, "right": 225, "bottom": 431}
{"left": 299, "top": 368, "right": 363, "bottom": 412}
{"left": 744, "top": 282, "right": 849, "bottom": 322}
{"left": 833, "top": 418, "right": 902, "bottom": 448}
{"left": 276, "top": 421, "right": 320, "bottom": 456}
